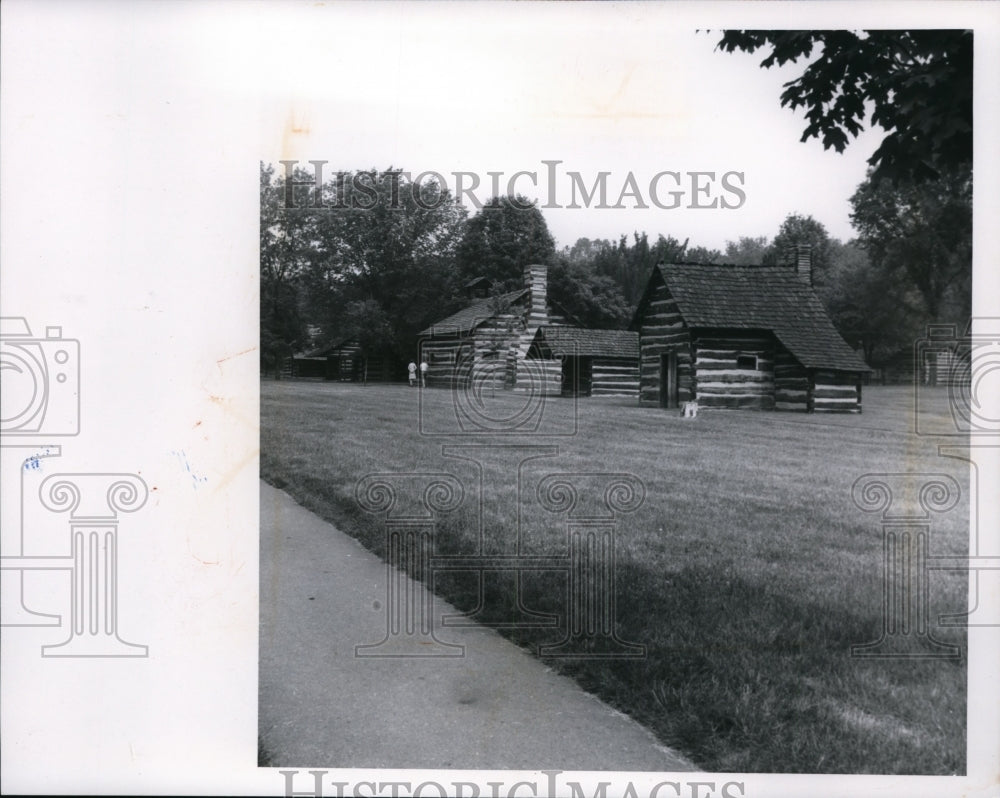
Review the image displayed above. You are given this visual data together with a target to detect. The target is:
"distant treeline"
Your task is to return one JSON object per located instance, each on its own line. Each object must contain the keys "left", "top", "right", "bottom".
{"left": 261, "top": 162, "right": 971, "bottom": 377}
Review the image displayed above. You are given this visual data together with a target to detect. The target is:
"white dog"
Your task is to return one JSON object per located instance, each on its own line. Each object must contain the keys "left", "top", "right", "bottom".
{"left": 681, "top": 400, "right": 698, "bottom": 418}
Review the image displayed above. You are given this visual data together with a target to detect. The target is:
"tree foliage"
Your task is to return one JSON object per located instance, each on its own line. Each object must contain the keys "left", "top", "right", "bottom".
{"left": 554, "top": 232, "right": 690, "bottom": 324}
{"left": 849, "top": 167, "right": 972, "bottom": 321}
{"left": 260, "top": 163, "right": 313, "bottom": 375}
{"left": 261, "top": 164, "right": 467, "bottom": 366}
{"left": 766, "top": 213, "right": 834, "bottom": 290}
{"left": 547, "top": 257, "right": 632, "bottom": 329}
{"left": 716, "top": 30, "right": 973, "bottom": 183}
{"left": 313, "top": 169, "right": 467, "bottom": 350}
{"left": 821, "top": 240, "right": 924, "bottom": 364}
{"left": 717, "top": 236, "right": 769, "bottom": 265}
{"left": 455, "top": 195, "right": 555, "bottom": 291}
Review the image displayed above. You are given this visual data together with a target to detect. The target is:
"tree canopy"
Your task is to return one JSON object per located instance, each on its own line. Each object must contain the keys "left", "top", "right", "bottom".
{"left": 716, "top": 30, "right": 973, "bottom": 183}
{"left": 259, "top": 164, "right": 467, "bottom": 371}
{"left": 849, "top": 166, "right": 972, "bottom": 321}
{"left": 455, "top": 195, "right": 556, "bottom": 291}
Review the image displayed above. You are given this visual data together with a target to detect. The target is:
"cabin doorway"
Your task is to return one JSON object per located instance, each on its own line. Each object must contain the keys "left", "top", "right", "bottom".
{"left": 660, "top": 351, "right": 678, "bottom": 409}
{"left": 561, "top": 356, "right": 592, "bottom": 397}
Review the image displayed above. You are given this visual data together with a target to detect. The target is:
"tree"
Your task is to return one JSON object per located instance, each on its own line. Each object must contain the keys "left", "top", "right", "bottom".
{"left": 547, "top": 256, "right": 631, "bottom": 329}
{"left": 767, "top": 213, "right": 833, "bottom": 290}
{"left": 456, "top": 195, "right": 555, "bottom": 290}
{"left": 718, "top": 236, "right": 770, "bottom": 265}
{"left": 300, "top": 168, "right": 468, "bottom": 355}
{"left": 849, "top": 167, "right": 972, "bottom": 321}
{"left": 716, "top": 30, "right": 972, "bottom": 182}
{"left": 260, "top": 163, "right": 314, "bottom": 376}
{"left": 586, "top": 233, "right": 689, "bottom": 309}
{"left": 684, "top": 245, "right": 724, "bottom": 264}
{"left": 822, "top": 240, "right": 923, "bottom": 364}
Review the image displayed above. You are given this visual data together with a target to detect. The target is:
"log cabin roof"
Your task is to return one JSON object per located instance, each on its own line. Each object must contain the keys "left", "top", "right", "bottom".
{"left": 301, "top": 337, "right": 359, "bottom": 358}
{"left": 637, "top": 264, "right": 870, "bottom": 372}
{"left": 530, "top": 326, "right": 639, "bottom": 359}
{"left": 418, "top": 289, "right": 529, "bottom": 336}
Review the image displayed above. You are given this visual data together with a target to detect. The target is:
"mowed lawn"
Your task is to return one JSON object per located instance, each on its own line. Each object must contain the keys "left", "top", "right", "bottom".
{"left": 260, "top": 379, "right": 969, "bottom": 774}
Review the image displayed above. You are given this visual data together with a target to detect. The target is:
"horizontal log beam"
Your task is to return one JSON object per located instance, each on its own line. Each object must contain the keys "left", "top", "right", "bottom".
{"left": 695, "top": 365, "right": 774, "bottom": 375}
{"left": 814, "top": 389, "right": 859, "bottom": 399}
{"left": 698, "top": 375, "right": 775, "bottom": 386}
{"left": 698, "top": 395, "right": 775, "bottom": 409}
{"left": 694, "top": 338, "right": 773, "bottom": 349}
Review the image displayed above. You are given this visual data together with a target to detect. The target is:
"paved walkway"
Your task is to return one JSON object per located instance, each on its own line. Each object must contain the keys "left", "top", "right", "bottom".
{"left": 259, "top": 480, "right": 696, "bottom": 771}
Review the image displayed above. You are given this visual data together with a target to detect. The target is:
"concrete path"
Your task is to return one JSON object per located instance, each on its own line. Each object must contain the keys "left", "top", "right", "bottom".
{"left": 259, "top": 480, "right": 696, "bottom": 771}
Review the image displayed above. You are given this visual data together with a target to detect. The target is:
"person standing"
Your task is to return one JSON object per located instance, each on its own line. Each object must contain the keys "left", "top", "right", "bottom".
{"left": 419, "top": 359, "right": 428, "bottom": 388}
{"left": 407, "top": 360, "right": 417, "bottom": 387}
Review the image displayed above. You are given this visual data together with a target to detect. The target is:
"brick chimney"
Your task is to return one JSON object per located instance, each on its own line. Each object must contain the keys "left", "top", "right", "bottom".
{"left": 784, "top": 244, "right": 813, "bottom": 286}
{"left": 523, "top": 264, "right": 548, "bottom": 327}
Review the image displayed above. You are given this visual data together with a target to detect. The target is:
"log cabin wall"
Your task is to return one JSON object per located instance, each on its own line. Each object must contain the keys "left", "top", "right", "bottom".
{"left": 524, "top": 356, "right": 563, "bottom": 396}
{"left": 420, "top": 301, "right": 562, "bottom": 394}
{"left": 473, "top": 309, "right": 531, "bottom": 391}
{"left": 590, "top": 358, "right": 640, "bottom": 397}
{"left": 691, "top": 332, "right": 775, "bottom": 409}
{"left": 335, "top": 341, "right": 361, "bottom": 380}
{"left": 420, "top": 338, "right": 469, "bottom": 387}
{"left": 530, "top": 306, "right": 574, "bottom": 397}
{"left": 527, "top": 328, "right": 640, "bottom": 398}
{"left": 637, "top": 275, "right": 694, "bottom": 404}
{"left": 811, "top": 370, "right": 862, "bottom": 413}
{"left": 773, "top": 348, "right": 810, "bottom": 411}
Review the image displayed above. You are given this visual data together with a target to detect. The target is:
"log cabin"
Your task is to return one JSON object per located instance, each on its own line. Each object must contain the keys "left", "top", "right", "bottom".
{"left": 631, "top": 247, "right": 871, "bottom": 412}
{"left": 526, "top": 326, "right": 640, "bottom": 398}
{"left": 418, "top": 264, "right": 572, "bottom": 394}
{"left": 294, "top": 338, "right": 398, "bottom": 382}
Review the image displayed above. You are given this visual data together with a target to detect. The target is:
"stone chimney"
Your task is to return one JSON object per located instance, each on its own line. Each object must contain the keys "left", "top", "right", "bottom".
{"left": 784, "top": 244, "right": 813, "bottom": 286}
{"left": 523, "top": 263, "right": 548, "bottom": 327}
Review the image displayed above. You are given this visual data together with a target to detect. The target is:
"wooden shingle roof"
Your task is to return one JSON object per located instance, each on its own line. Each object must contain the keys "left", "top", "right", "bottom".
{"left": 648, "top": 264, "right": 870, "bottom": 372}
{"left": 418, "top": 289, "right": 528, "bottom": 336}
{"left": 531, "top": 326, "right": 639, "bottom": 359}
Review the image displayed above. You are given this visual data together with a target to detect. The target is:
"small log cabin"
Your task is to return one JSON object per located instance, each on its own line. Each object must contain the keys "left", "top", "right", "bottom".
{"left": 418, "top": 264, "right": 571, "bottom": 394}
{"left": 527, "top": 327, "right": 640, "bottom": 397}
{"left": 294, "top": 339, "right": 398, "bottom": 382}
{"left": 631, "top": 247, "right": 871, "bottom": 412}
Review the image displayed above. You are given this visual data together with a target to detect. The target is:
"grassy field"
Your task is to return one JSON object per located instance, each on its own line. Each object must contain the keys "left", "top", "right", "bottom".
{"left": 260, "top": 379, "right": 969, "bottom": 774}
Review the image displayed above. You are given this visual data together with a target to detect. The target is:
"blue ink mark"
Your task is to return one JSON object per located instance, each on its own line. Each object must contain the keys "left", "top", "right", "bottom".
{"left": 23, "top": 448, "right": 53, "bottom": 472}
{"left": 171, "top": 449, "right": 208, "bottom": 489}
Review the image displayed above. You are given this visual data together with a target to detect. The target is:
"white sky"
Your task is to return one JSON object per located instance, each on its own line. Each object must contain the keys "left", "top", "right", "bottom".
{"left": 248, "top": 3, "right": 884, "bottom": 251}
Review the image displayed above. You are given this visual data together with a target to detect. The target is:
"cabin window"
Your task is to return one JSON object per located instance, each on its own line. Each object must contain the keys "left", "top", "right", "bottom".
{"left": 736, "top": 354, "right": 758, "bottom": 370}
